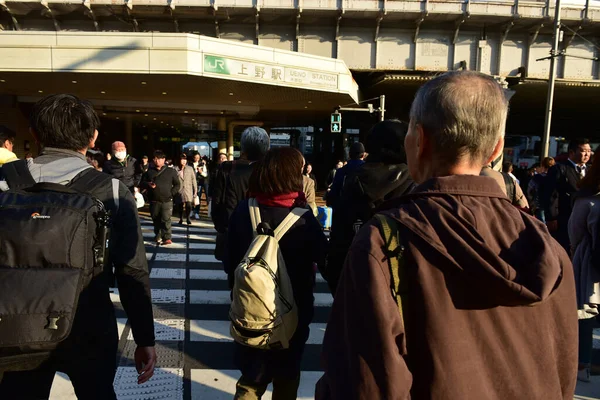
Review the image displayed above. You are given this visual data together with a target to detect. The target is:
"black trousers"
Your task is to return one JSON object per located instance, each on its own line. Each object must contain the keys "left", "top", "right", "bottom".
{"left": 176, "top": 201, "right": 193, "bottom": 222}
{"left": 0, "top": 340, "right": 118, "bottom": 400}
{"left": 150, "top": 201, "right": 173, "bottom": 240}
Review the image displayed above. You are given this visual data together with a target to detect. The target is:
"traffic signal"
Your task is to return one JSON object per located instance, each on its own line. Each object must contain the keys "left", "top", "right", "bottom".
{"left": 331, "top": 112, "right": 342, "bottom": 133}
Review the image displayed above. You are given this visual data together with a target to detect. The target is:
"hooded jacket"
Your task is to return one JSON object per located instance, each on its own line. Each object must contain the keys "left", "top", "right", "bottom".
{"left": 326, "top": 162, "right": 414, "bottom": 294}
{"left": 317, "top": 175, "right": 577, "bottom": 400}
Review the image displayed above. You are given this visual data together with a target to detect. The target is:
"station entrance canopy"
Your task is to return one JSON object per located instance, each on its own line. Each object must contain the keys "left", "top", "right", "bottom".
{"left": 0, "top": 31, "right": 360, "bottom": 126}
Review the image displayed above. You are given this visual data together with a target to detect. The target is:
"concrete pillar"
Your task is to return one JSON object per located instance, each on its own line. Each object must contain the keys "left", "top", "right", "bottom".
{"left": 125, "top": 115, "right": 133, "bottom": 152}
{"left": 217, "top": 117, "right": 227, "bottom": 157}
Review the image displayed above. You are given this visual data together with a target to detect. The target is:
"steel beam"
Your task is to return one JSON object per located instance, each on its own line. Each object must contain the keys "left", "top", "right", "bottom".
{"left": 529, "top": 23, "right": 544, "bottom": 45}
{"left": 452, "top": 14, "right": 469, "bottom": 45}
{"left": 212, "top": 7, "right": 219, "bottom": 38}
{"left": 295, "top": 10, "right": 301, "bottom": 40}
{"left": 414, "top": 14, "right": 426, "bottom": 43}
{"left": 124, "top": 5, "right": 139, "bottom": 32}
{"left": 255, "top": 9, "right": 259, "bottom": 44}
{"left": 413, "top": 0, "right": 428, "bottom": 43}
{"left": 374, "top": 11, "right": 383, "bottom": 41}
{"left": 335, "top": 11, "right": 342, "bottom": 40}
{"left": 41, "top": 2, "right": 60, "bottom": 31}
{"left": 563, "top": 24, "right": 582, "bottom": 50}
{"left": 82, "top": 0, "right": 99, "bottom": 31}
{"left": 0, "top": 1, "right": 21, "bottom": 30}
{"left": 169, "top": 7, "right": 179, "bottom": 32}
{"left": 585, "top": 0, "right": 590, "bottom": 21}
{"left": 501, "top": 20, "right": 515, "bottom": 43}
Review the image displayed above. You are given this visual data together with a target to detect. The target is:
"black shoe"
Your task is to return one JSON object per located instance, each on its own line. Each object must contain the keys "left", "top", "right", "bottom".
{"left": 178, "top": 220, "right": 183, "bottom": 225}
{"left": 187, "top": 220, "right": 192, "bottom": 225}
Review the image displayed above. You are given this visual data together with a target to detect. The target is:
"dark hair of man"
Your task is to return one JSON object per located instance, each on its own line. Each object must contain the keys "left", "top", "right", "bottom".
{"left": 154, "top": 150, "right": 166, "bottom": 159}
{"left": 579, "top": 155, "right": 600, "bottom": 192}
{"left": 409, "top": 71, "right": 508, "bottom": 166}
{"left": 349, "top": 147, "right": 365, "bottom": 160}
{"left": 568, "top": 138, "right": 590, "bottom": 153}
{"left": 0, "top": 125, "right": 16, "bottom": 147}
{"left": 249, "top": 147, "right": 304, "bottom": 196}
{"left": 365, "top": 120, "right": 409, "bottom": 165}
{"left": 30, "top": 94, "right": 100, "bottom": 152}
{"left": 219, "top": 153, "right": 227, "bottom": 158}
{"left": 541, "top": 157, "right": 555, "bottom": 169}
{"left": 502, "top": 161, "right": 513, "bottom": 173}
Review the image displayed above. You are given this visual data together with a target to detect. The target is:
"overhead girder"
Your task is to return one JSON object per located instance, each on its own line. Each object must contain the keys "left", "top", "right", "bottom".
{"left": 0, "top": 1, "right": 20, "bottom": 30}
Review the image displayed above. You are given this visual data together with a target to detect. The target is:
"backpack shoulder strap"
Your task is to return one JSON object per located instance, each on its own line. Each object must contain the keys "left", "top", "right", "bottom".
{"left": 374, "top": 214, "right": 406, "bottom": 338}
{"left": 501, "top": 172, "right": 516, "bottom": 204}
{"left": 2, "top": 160, "right": 36, "bottom": 190}
{"left": 274, "top": 207, "right": 309, "bottom": 241}
{"left": 68, "top": 169, "right": 120, "bottom": 213}
{"left": 248, "top": 198, "right": 262, "bottom": 236}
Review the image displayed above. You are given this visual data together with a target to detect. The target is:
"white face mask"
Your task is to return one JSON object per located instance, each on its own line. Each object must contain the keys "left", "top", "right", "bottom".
{"left": 114, "top": 151, "right": 126, "bottom": 161}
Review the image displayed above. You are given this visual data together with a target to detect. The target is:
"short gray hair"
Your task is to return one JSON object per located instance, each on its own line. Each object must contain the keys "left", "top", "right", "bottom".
{"left": 241, "top": 126, "right": 270, "bottom": 161}
{"left": 409, "top": 71, "right": 509, "bottom": 166}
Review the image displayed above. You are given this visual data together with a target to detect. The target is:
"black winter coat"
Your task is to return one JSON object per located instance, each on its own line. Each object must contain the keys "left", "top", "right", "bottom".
{"left": 225, "top": 199, "right": 328, "bottom": 382}
{"left": 141, "top": 166, "right": 181, "bottom": 203}
{"left": 326, "top": 162, "right": 414, "bottom": 294}
{"left": 103, "top": 156, "right": 141, "bottom": 191}
{"left": 211, "top": 160, "right": 254, "bottom": 234}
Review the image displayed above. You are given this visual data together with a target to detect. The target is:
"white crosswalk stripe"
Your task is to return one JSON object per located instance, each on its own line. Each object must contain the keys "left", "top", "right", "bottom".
{"left": 51, "top": 215, "right": 332, "bottom": 399}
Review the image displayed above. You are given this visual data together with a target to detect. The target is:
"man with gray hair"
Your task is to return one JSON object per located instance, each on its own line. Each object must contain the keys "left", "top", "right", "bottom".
{"left": 316, "top": 71, "right": 577, "bottom": 399}
{"left": 211, "top": 126, "right": 270, "bottom": 276}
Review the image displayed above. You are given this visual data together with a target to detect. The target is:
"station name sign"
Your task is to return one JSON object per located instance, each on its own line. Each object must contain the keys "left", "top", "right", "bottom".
{"left": 204, "top": 55, "right": 338, "bottom": 90}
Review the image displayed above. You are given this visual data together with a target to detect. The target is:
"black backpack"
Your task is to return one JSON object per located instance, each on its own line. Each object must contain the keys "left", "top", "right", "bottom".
{"left": 0, "top": 160, "right": 114, "bottom": 372}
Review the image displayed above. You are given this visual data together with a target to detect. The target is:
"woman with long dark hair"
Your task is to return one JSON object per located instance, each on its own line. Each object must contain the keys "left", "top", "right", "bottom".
{"left": 225, "top": 147, "right": 327, "bottom": 399}
{"left": 569, "top": 155, "right": 600, "bottom": 382}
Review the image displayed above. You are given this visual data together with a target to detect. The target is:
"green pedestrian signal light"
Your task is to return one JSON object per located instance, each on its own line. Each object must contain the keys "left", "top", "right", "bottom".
{"left": 331, "top": 112, "right": 342, "bottom": 133}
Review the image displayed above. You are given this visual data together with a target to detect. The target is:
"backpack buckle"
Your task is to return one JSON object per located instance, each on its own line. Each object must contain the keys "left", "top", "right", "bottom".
{"left": 45, "top": 314, "right": 61, "bottom": 330}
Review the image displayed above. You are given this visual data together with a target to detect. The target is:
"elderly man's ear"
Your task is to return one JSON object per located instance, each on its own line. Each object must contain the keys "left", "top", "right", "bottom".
{"left": 486, "top": 137, "right": 505, "bottom": 166}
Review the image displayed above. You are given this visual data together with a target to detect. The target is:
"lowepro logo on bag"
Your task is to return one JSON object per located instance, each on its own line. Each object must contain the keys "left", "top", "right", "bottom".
{"left": 31, "top": 212, "right": 51, "bottom": 220}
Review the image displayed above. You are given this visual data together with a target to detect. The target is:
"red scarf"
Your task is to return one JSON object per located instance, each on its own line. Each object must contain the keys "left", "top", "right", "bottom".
{"left": 254, "top": 192, "right": 307, "bottom": 208}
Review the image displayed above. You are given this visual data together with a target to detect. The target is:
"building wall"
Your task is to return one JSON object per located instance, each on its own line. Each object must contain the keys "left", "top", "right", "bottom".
{"left": 0, "top": 0, "right": 599, "bottom": 80}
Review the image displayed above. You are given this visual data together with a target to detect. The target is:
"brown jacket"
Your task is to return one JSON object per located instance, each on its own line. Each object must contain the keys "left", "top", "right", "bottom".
{"left": 316, "top": 175, "right": 577, "bottom": 400}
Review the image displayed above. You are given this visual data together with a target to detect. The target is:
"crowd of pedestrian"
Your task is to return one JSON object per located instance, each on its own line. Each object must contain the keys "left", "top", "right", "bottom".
{"left": 0, "top": 70, "right": 598, "bottom": 400}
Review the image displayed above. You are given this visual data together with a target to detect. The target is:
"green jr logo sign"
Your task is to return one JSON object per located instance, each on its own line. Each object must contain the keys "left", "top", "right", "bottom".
{"left": 204, "top": 55, "right": 230, "bottom": 75}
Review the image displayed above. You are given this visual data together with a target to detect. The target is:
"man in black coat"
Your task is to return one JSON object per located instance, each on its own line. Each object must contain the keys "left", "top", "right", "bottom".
{"left": 140, "top": 150, "right": 181, "bottom": 245}
{"left": 103, "top": 141, "right": 142, "bottom": 192}
{"left": 0, "top": 94, "right": 156, "bottom": 399}
{"left": 326, "top": 120, "right": 415, "bottom": 295}
{"left": 542, "top": 138, "right": 592, "bottom": 250}
{"left": 211, "top": 127, "right": 270, "bottom": 262}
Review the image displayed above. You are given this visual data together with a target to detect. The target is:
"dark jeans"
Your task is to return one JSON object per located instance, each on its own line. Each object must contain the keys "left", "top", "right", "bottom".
{"left": 0, "top": 342, "right": 118, "bottom": 400}
{"left": 580, "top": 317, "right": 595, "bottom": 365}
{"left": 176, "top": 201, "right": 193, "bottom": 222}
{"left": 150, "top": 201, "right": 173, "bottom": 240}
{"left": 195, "top": 182, "right": 209, "bottom": 213}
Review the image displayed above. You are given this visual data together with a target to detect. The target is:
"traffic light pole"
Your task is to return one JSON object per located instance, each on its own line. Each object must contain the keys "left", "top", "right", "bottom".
{"left": 541, "top": 0, "right": 562, "bottom": 159}
{"left": 338, "top": 95, "right": 386, "bottom": 121}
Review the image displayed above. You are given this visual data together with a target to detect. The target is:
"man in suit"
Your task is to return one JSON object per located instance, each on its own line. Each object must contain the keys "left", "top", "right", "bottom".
{"left": 542, "top": 138, "right": 592, "bottom": 250}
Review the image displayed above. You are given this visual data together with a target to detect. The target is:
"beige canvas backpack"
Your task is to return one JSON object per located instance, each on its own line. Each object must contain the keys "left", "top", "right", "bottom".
{"left": 229, "top": 198, "right": 307, "bottom": 350}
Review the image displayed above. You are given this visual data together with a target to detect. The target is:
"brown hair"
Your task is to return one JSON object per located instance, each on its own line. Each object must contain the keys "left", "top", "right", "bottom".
{"left": 541, "top": 157, "right": 555, "bottom": 169}
{"left": 249, "top": 147, "right": 304, "bottom": 196}
{"left": 579, "top": 157, "right": 600, "bottom": 192}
